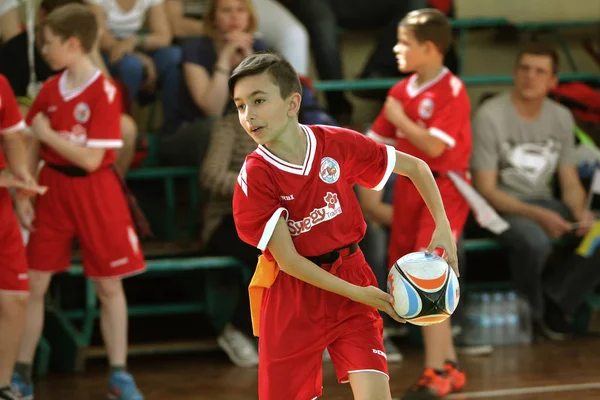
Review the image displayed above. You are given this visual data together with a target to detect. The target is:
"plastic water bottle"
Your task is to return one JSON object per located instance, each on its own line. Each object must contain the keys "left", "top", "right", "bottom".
{"left": 517, "top": 294, "right": 533, "bottom": 344}
{"left": 463, "top": 293, "right": 481, "bottom": 346}
{"left": 505, "top": 291, "right": 520, "bottom": 345}
{"left": 480, "top": 292, "right": 492, "bottom": 345}
{"left": 491, "top": 292, "right": 506, "bottom": 345}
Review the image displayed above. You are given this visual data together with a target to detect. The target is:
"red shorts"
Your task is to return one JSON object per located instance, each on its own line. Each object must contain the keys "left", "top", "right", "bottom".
{"left": 0, "top": 188, "right": 29, "bottom": 292}
{"left": 27, "top": 166, "right": 145, "bottom": 278}
{"left": 388, "top": 175, "right": 469, "bottom": 267}
{"left": 258, "top": 249, "right": 388, "bottom": 400}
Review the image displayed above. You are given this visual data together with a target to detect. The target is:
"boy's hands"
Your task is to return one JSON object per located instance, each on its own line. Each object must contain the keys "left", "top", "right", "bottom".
{"left": 15, "top": 198, "right": 35, "bottom": 232}
{"left": 352, "top": 285, "right": 406, "bottom": 323}
{"left": 426, "top": 222, "right": 459, "bottom": 277}
{"left": 384, "top": 96, "right": 408, "bottom": 128}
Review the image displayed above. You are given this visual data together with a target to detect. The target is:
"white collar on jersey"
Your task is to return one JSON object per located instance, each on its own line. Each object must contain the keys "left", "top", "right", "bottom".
{"left": 406, "top": 67, "right": 449, "bottom": 98}
{"left": 256, "top": 124, "right": 316, "bottom": 176}
{"left": 58, "top": 69, "right": 102, "bottom": 102}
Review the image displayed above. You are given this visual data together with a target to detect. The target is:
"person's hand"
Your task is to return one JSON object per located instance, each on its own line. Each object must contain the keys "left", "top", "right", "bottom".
{"left": 14, "top": 173, "right": 45, "bottom": 200}
{"left": 0, "top": 175, "right": 47, "bottom": 196}
{"left": 426, "top": 222, "right": 459, "bottom": 277}
{"left": 534, "top": 207, "right": 572, "bottom": 239}
{"left": 136, "top": 52, "right": 157, "bottom": 93}
{"left": 574, "top": 209, "right": 596, "bottom": 237}
{"left": 14, "top": 198, "right": 35, "bottom": 232}
{"left": 352, "top": 285, "right": 406, "bottom": 323}
{"left": 223, "top": 31, "right": 254, "bottom": 64}
{"left": 31, "top": 113, "right": 52, "bottom": 142}
{"left": 384, "top": 96, "right": 407, "bottom": 128}
{"left": 109, "top": 37, "right": 136, "bottom": 64}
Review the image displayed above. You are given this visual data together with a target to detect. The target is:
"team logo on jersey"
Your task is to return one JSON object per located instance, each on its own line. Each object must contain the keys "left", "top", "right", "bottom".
{"left": 418, "top": 98, "right": 434, "bottom": 119}
{"left": 287, "top": 192, "right": 342, "bottom": 236}
{"left": 74, "top": 102, "right": 91, "bottom": 123}
{"left": 319, "top": 157, "right": 340, "bottom": 184}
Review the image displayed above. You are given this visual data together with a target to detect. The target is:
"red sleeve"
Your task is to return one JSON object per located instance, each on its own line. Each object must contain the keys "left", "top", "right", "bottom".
{"left": 427, "top": 76, "right": 471, "bottom": 149}
{"left": 340, "top": 128, "right": 396, "bottom": 191}
{"left": 0, "top": 75, "right": 25, "bottom": 135}
{"left": 367, "top": 82, "right": 404, "bottom": 145}
{"left": 233, "top": 159, "right": 287, "bottom": 250}
{"left": 25, "top": 82, "right": 49, "bottom": 127}
{"left": 86, "top": 78, "right": 122, "bottom": 148}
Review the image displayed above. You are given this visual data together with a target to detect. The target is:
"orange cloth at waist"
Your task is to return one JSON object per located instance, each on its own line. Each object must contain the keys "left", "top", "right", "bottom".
{"left": 248, "top": 255, "right": 280, "bottom": 337}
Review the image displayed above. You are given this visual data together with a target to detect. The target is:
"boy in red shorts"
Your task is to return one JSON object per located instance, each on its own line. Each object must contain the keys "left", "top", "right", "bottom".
{"left": 361, "top": 8, "right": 471, "bottom": 400}
{"left": 10, "top": 5, "right": 145, "bottom": 400}
{"left": 0, "top": 73, "right": 43, "bottom": 400}
{"left": 229, "top": 52, "right": 459, "bottom": 400}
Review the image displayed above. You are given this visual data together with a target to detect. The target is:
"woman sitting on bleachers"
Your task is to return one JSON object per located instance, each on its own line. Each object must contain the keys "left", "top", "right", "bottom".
{"left": 88, "top": 0, "right": 181, "bottom": 133}
{"left": 158, "top": 0, "right": 267, "bottom": 167}
{"left": 200, "top": 113, "right": 260, "bottom": 368}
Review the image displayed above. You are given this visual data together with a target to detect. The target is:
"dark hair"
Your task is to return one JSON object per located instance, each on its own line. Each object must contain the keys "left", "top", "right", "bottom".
{"left": 229, "top": 52, "right": 302, "bottom": 99}
{"left": 40, "top": 0, "right": 85, "bottom": 14}
{"left": 399, "top": 8, "right": 452, "bottom": 55}
{"left": 516, "top": 44, "right": 559, "bottom": 74}
{"left": 40, "top": 3, "right": 97, "bottom": 54}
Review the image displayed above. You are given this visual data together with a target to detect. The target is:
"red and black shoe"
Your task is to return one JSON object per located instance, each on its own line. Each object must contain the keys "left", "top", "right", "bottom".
{"left": 444, "top": 361, "right": 466, "bottom": 393}
{"left": 402, "top": 368, "right": 451, "bottom": 400}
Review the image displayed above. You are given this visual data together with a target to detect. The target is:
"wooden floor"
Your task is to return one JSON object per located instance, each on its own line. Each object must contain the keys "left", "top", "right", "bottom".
{"left": 35, "top": 337, "right": 600, "bottom": 399}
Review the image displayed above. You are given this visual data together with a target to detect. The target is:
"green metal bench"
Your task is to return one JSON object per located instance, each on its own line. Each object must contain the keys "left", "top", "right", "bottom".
{"left": 126, "top": 165, "right": 199, "bottom": 240}
{"left": 42, "top": 256, "right": 249, "bottom": 373}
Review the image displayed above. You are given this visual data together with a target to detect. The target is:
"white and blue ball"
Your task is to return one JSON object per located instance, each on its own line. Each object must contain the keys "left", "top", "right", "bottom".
{"left": 387, "top": 252, "right": 460, "bottom": 326}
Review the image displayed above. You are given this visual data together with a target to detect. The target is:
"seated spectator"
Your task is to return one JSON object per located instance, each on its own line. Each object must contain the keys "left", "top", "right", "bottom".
{"left": 88, "top": 0, "right": 181, "bottom": 131}
{"left": 200, "top": 114, "right": 260, "bottom": 367}
{"left": 0, "top": 0, "right": 138, "bottom": 176}
{"left": 166, "top": 0, "right": 309, "bottom": 76}
{"left": 159, "top": 0, "right": 267, "bottom": 166}
{"left": 471, "top": 44, "right": 600, "bottom": 340}
{"left": 278, "top": 0, "right": 428, "bottom": 121}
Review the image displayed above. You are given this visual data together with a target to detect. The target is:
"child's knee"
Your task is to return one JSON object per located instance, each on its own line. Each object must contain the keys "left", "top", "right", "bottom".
{"left": 94, "top": 279, "right": 124, "bottom": 300}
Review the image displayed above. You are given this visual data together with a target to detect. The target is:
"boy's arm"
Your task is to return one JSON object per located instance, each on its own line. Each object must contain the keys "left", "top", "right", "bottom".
{"left": 392, "top": 149, "right": 458, "bottom": 273}
{"left": 356, "top": 185, "right": 393, "bottom": 227}
{"left": 30, "top": 113, "right": 106, "bottom": 172}
{"left": 385, "top": 97, "right": 446, "bottom": 158}
{"left": 267, "top": 217, "right": 403, "bottom": 322}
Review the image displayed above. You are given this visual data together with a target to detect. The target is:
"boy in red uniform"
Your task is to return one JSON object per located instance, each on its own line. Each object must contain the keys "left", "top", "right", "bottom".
{"left": 0, "top": 73, "right": 43, "bottom": 400}
{"left": 230, "top": 52, "right": 459, "bottom": 400}
{"left": 10, "top": 5, "right": 145, "bottom": 400}
{"left": 361, "top": 9, "right": 471, "bottom": 400}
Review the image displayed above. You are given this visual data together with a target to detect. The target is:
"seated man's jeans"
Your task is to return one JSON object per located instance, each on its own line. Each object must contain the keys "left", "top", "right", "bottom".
{"left": 499, "top": 198, "right": 600, "bottom": 322}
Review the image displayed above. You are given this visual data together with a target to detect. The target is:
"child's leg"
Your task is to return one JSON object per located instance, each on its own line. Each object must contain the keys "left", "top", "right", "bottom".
{"left": 16, "top": 271, "right": 52, "bottom": 365}
{"left": 348, "top": 371, "right": 392, "bottom": 400}
{"left": 0, "top": 293, "right": 28, "bottom": 384}
{"left": 422, "top": 319, "right": 454, "bottom": 371}
{"left": 93, "top": 279, "right": 128, "bottom": 367}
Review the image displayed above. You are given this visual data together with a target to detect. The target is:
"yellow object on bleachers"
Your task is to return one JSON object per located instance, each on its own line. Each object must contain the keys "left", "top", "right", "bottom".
{"left": 454, "top": 0, "right": 600, "bottom": 22}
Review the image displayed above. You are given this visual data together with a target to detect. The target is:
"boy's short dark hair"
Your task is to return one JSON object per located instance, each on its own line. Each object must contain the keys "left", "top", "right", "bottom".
{"left": 399, "top": 8, "right": 452, "bottom": 55}
{"left": 40, "top": 0, "right": 85, "bottom": 14}
{"left": 40, "top": 3, "right": 97, "bottom": 54}
{"left": 516, "top": 43, "right": 559, "bottom": 74}
{"left": 229, "top": 52, "right": 302, "bottom": 99}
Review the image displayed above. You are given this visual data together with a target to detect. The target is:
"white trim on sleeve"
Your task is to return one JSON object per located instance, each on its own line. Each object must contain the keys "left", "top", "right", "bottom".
{"left": 429, "top": 127, "right": 456, "bottom": 148}
{"left": 86, "top": 139, "right": 124, "bottom": 148}
{"left": 257, "top": 207, "right": 289, "bottom": 251}
{"left": 372, "top": 145, "right": 396, "bottom": 191}
{"left": 367, "top": 129, "right": 396, "bottom": 146}
{"left": 1, "top": 120, "right": 26, "bottom": 135}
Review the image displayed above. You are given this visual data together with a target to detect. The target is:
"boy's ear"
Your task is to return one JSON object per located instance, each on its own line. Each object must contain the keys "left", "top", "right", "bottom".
{"left": 287, "top": 92, "right": 302, "bottom": 117}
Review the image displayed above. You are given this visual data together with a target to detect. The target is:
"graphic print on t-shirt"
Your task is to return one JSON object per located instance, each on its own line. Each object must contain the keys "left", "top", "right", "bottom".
{"left": 499, "top": 138, "right": 562, "bottom": 188}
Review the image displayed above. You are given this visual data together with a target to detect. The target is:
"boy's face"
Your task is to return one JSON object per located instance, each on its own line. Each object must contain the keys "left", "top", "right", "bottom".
{"left": 513, "top": 54, "right": 557, "bottom": 101}
{"left": 233, "top": 72, "right": 297, "bottom": 145}
{"left": 393, "top": 27, "right": 428, "bottom": 73}
{"left": 40, "top": 26, "right": 75, "bottom": 71}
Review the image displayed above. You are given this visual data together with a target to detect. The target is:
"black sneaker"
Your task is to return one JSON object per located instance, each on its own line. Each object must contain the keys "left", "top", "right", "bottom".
{"left": 0, "top": 386, "right": 19, "bottom": 400}
{"left": 540, "top": 296, "right": 572, "bottom": 341}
